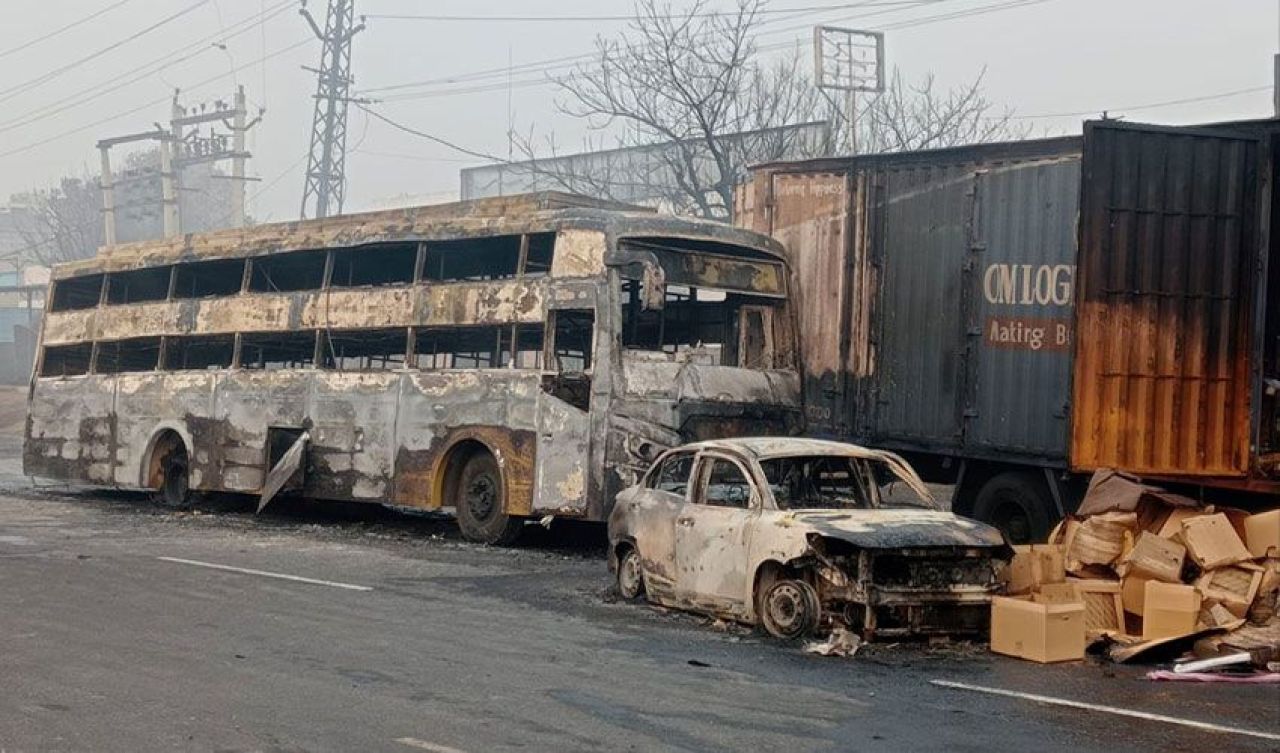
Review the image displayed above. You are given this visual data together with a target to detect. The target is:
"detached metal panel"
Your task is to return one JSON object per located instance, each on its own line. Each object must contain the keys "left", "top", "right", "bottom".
{"left": 968, "top": 158, "right": 1081, "bottom": 458}
{"left": 1072, "top": 121, "right": 1259, "bottom": 477}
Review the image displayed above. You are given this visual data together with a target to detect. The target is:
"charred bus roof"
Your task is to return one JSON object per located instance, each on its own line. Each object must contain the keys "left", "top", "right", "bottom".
{"left": 52, "top": 191, "right": 785, "bottom": 280}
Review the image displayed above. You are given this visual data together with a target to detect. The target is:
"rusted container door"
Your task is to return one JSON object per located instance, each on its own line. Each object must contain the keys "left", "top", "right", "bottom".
{"left": 1072, "top": 121, "right": 1259, "bottom": 477}
{"left": 764, "top": 170, "right": 856, "bottom": 437}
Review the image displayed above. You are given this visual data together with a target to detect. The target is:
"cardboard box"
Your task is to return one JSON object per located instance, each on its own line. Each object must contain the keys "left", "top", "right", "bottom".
{"left": 1195, "top": 563, "right": 1264, "bottom": 618}
{"left": 1067, "top": 512, "right": 1136, "bottom": 570}
{"left": 1117, "top": 531, "right": 1185, "bottom": 582}
{"left": 1243, "top": 509, "right": 1280, "bottom": 559}
{"left": 1142, "top": 581, "right": 1201, "bottom": 640}
{"left": 990, "top": 596, "right": 1086, "bottom": 663}
{"left": 1155, "top": 507, "right": 1201, "bottom": 542}
{"left": 1005, "top": 544, "right": 1067, "bottom": 595}
{"left": 1067, "top": 578, "right": 1125, "bottom": 636}
{"left": 1121, "top": 573, "right": 1150, "bottom": 616}
{"left": 1033, "top": 582, "right": 1081, "bottom": 605}
{"left": 1181, "top": 513, "right": 1252, "bottom": 570}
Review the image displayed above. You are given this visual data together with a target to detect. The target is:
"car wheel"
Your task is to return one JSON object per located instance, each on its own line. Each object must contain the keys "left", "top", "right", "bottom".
{"left": 759, "top": 578, "right": 820, "bottom": 640}
{"left": 616, "top": 545, "right": 645, "bottom": 600}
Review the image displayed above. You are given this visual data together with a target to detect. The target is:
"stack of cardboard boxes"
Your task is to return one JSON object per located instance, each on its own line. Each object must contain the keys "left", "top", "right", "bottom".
{"left": 990, "top": 471, "right": 1280, "bottom": 664}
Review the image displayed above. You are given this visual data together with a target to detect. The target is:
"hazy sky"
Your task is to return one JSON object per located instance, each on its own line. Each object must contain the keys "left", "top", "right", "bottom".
{"left": 0, "top": 0, "right": 1274, "bottom": 225}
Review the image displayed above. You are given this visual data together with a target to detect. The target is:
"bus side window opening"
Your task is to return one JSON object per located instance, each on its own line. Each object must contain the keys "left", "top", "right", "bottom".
{"left": 321, "top": 329, "right": 409, "bottom": 370}
{"left": 49, "top": 274, "right": 105, "bottom": 312}
{"left": 163, "top": 335, "right": 235, "bottom": 371}
{"left": 240, "top": 331, "right": 318, "bottom": 370}
{"left": 249, "top": 250, "right": 327, "bottom": 293}
{"left": 106, "top": 267, "right": 172, "bottom": 305}
{"left": 94, "top": 337, "right": 162, "bottom": 374}
{"left": 329, "top": 243, "right": 417, "bottom": 288}
{"left": 39, "top": 343, "right": 93, "bottom": 377}
{"left": 173, "top": 259, "right": 246, "bottom": 299}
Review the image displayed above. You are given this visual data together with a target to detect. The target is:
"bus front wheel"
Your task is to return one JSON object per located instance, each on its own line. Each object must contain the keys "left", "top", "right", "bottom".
{"left": 452, "top": 451, "right": 523, "bottom": 545}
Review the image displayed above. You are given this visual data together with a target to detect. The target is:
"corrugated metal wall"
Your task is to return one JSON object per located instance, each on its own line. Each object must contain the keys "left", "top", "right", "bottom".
{"left": 1072, "top": 122, "right": 1258, "bottom": 477}
{"left": 968, "top": 159, "right": 1081, "bottom": 457}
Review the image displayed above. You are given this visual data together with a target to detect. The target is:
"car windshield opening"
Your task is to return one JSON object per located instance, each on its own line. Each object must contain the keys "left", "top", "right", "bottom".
{"left": 760, "top": 456, "right": 874, "bottom": 510}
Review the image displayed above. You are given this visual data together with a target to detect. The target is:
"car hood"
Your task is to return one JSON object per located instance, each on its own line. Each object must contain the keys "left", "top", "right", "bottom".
{"left": 780, "top": 508, "right": 1007, "bottom": 550}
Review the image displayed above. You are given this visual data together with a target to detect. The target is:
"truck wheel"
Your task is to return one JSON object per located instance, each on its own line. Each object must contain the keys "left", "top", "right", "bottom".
{"left": 758, "top": 579, "right": 820, "bottom": 640}
{"left": 452, "top": 451, "right": 523, "bottom": 545}
{"left": 972, "top": 472, "right": 1053, "bottom": 544}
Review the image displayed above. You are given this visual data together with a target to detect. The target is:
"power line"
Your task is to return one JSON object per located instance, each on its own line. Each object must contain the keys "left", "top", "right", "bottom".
{"left": 1012, "top": 85, "right": 1272, "bottom": 120}
{"left": 0, "top": 1, "right": 210, "bottom": 105}
{"left": 0, "top": 0, "right": 135, "bottom": 60}
{"left": 362, "top": 2, "right": 924, "bottom": 23}
{"left": 0, "top": 0, "right": 295, "bottom": 135}
{"left": 356, "top": 105, "right": 510, "bottom": 164}
{"left": 0, "top": 37, "right": 311, "bottom": 160}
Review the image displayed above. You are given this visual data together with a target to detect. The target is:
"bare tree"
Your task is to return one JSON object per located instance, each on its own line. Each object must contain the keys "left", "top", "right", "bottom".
{"left": 515, "top": 0, "right": 1030, "bottom": 220}
{"left": 9, "top": 177, "right": 104, "bottom": 267}
{"left": 855, "top": 67, "right": 1031, "bottom": 153}
{"left": 516, "top": 0, "right": 834, "bottom": 220}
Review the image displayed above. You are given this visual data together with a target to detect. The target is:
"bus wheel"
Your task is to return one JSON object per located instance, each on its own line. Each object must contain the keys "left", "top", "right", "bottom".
{"left": 159, "top": 446, "right": 191, "bottom": 509}
{"left": 972, "top": 472, "right": 1052, "bottom": 545}
{"left": 453, "top": 451, "right": 523, "bottom": 545}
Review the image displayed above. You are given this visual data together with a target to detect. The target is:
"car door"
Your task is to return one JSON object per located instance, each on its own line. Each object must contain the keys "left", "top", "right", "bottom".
{"left": 673, "top": 453, "right": 757, "bottom": 615}
{"left": 626, "top": 451, "right": 695, "bottom": 598}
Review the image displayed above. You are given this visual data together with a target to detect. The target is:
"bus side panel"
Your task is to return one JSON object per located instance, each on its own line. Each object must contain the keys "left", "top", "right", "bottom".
{"left": 392, "top": 371, "right": 539, "bottom": 512}
{"left": 112, "top": 372, "right": 218, "bottom": 490}
{"left": 533, "top": 393, "right": 590, "bottom": 516}
{"left": 25, "top": 376, "right": 117, "bottom": 485}
{"left": 308, "top": 371, "right": 400, "bottom": 501}
{"left": 211, "top": 371, "right": 313, "bottom": 493}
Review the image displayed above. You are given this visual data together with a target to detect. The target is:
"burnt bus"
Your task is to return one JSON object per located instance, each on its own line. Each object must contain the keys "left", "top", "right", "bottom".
{"left": 736, "top": 119, "right": 1280, "bottom": 542}
{"left": 25, "top": 193, "right": 802, "bottom": 543}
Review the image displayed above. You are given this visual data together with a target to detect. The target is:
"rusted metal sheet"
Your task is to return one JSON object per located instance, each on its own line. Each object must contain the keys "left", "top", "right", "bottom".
{"left": 1072, "top": 121, "right": 1259, "bottom": 478}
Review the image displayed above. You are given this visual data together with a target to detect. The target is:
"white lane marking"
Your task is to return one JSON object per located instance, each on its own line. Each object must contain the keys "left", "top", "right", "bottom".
{"left": 157, "top": 556, "right": 373, "bottom": 592}
{"left": 395, "top": 738, "right": 468, "bottom": 753}
{"left": 931, "top": 680, "right": 1280, "bottom": 741}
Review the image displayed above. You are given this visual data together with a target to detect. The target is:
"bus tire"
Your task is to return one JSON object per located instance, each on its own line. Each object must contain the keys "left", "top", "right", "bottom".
{"left": 452, "top": 451, "right": 523, "bottom": 545}
{"left": 159, "top": 444, "right": 191, "bottom": 509}
{"left": 972, "top": 471, "right": 1053, "bottom": 545}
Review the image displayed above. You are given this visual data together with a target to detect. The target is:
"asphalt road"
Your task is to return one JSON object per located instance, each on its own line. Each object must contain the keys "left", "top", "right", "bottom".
{"left": 0, "top": 443, "right": 1276, "bottom": 752}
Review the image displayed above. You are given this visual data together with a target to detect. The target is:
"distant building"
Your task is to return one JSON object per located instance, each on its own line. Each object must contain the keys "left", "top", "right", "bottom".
{"left": 459, "top": 121, "right": 832, "bottom": 211}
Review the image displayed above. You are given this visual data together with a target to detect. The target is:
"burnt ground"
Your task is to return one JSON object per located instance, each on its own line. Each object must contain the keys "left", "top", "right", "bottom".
{"left": 0, "top": 416, "right": 1276, "bottom": 751}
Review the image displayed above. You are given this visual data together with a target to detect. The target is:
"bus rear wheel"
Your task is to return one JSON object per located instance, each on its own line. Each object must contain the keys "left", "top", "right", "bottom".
{"left": 452, "top": 451, "right": 523, "bottom": 545}
{"left": 159, "top": 446, "right": 191, "bottom": 509}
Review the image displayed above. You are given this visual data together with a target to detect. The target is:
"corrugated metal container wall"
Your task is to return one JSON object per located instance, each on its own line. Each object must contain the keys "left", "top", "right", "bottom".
{"left": 862, "top": 152, "right": 1082, "bottom": 462}
{"left": 1072, "top": 121, "right": 1259, "bottom": 478}
{"left": 967, "top": 158, "right": 1081, "bottom": 457}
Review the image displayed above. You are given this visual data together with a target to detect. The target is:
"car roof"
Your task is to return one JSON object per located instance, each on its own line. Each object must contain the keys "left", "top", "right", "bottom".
{"left": 672, "top": 437, "right": 895, "bottom": 461}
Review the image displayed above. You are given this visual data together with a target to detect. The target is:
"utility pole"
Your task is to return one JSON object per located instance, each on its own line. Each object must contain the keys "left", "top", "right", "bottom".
{"left": 171, "top": 86, "right": 263, "bottom": 228}
{"left": 96, "top": 129, "right": 177, "bottom": 245}
{"left": 300, "top": 0, "right": 365, "bottom": 220}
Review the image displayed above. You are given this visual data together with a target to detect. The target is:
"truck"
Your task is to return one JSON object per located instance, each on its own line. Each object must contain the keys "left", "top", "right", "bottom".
{"left": 734, "top": 118, "right": 1280, "bottom": 542}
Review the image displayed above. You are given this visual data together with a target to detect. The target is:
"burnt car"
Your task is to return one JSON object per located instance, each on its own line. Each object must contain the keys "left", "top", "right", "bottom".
{"left": 607, "top": 438, "right": 1011, "bottom": 640}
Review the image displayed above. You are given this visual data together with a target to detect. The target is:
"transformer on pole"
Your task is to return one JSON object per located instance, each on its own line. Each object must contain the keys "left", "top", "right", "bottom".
{"left": 300, "top": 0, "right": 364, "bottom": 220}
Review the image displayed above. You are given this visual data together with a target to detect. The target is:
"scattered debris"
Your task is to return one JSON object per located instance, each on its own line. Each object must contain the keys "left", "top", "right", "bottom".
{"left": 805, "top": 627, "right": 862, "bottom": 658}
{"left": 1146, "top": 670, "right": 1280, "bottom": 683}
{"left": 990, "top": 469, "right": 1280, "bottom": 674}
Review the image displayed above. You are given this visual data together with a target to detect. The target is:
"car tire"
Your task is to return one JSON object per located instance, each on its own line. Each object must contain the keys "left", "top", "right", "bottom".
{"left": 758, "top": 578, "right": 820, "bottom": 640}
{"left": 616, "top": 545, "right": 645, "bottom": 600}
{"left": 453, "top": 451, "right": 523, "bottom": 545}
{"left": 972, "top": 471, "right": 1053, "bottom": 545}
